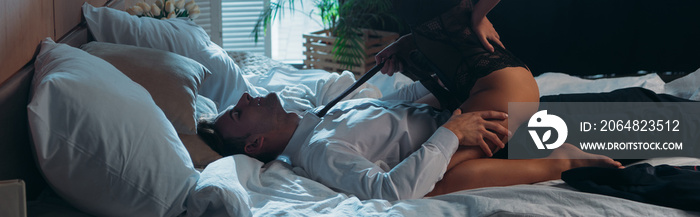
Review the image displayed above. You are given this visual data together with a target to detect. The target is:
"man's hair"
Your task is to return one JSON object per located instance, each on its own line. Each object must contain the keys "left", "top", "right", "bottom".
{"left": 197, "top": 118, "right": 279, "bottom": 163}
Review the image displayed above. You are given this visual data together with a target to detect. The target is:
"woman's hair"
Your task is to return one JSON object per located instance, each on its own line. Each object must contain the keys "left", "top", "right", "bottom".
{"left": 197, "top": 118, "right": 279, "bottom": 163}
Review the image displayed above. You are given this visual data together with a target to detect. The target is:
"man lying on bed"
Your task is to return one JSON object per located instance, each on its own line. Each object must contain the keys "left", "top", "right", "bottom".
{"left": 197, "top": 92, "right": 622, "bottom": 200}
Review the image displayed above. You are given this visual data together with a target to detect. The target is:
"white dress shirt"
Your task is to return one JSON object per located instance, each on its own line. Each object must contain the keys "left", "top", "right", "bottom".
{"left": 279, "top": 99, "right": 459, "bottom": 201}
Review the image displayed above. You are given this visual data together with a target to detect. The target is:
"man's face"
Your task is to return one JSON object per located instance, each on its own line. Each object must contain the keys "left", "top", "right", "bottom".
{"left": 214, "top": 92, "right": 288, "bottom": 140}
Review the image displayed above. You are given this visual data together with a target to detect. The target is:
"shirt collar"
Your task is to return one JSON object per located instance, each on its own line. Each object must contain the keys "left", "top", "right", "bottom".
{"left": 278, "top": 111, "right": 321, "bottom": 164}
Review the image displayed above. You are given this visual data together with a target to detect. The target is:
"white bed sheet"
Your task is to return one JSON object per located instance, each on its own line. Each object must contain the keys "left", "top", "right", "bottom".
{"left": 535, "top": 72, "right": 666, "bottom": 96}
{"left": 186, "top": 156, "right": 700, "bottom": 217}
{"left": 536, "top": 68, "right": 700, "bottom": 100}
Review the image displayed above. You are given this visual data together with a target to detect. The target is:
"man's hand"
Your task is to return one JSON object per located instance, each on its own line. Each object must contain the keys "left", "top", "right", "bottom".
{"left": 441, "top": 109, "right": 510, "bottom": 157}
{"left": 375, "top": 34, "right": 416, "bottom": 76}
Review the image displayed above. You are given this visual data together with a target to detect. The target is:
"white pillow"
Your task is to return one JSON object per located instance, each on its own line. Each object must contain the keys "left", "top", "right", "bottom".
{"left": 180, "top": 95, "right": 223, "bottom": 169}
{"left": 81, "top": 42, "right": 211, "bottom": 134}
{"left": 82, "top": 3, "right": 262, "bottom": 111}
{"left": 195, "top": 94, "right": 219, "bottom": 118}
{"left": 28, "top": 38, "right": 199, "bottom": 217}
{"left": 186, "top": 156, "right": 253, "bottom": 217}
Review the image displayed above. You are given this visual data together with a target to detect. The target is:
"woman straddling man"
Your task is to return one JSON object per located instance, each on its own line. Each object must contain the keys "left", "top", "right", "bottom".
{"left": 375, "top": 0, "right": 620, "bottom": 196}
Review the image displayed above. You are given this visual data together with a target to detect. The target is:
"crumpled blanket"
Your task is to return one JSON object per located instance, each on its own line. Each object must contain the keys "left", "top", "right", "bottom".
{"left": 243, "top": 67, "right": 382, "bottom": 114}
{"left": 185, "top": 156, "right": 700, "bottom": 217}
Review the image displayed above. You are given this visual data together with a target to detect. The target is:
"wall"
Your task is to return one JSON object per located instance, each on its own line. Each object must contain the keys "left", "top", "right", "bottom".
{"left": 0, "top": 0, "right": 110, "bottom": 86}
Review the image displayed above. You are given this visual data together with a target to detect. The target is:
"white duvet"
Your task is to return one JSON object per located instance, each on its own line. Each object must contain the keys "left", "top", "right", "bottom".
{"left": 184, "top": 68, "right": 700, "bottom": 217}
{"left": 239, "top": 68, "right": 382, "bottom": 114}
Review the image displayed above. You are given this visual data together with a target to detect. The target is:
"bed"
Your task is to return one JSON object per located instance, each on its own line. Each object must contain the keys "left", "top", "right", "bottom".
{"left": 1, "top": 0, "right": 699, "bottom": 216}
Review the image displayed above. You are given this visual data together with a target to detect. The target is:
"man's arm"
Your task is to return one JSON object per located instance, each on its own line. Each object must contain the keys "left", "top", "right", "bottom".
{"left": 304, "top": 127, "right": 459, "bottom": 201}
{"left": 303, "top": 110, "right": 508, "bottom": 200}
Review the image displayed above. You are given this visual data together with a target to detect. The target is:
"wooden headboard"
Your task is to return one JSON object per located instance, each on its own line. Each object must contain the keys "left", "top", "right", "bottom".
{"left": 0, "top": 0, "right": 122, "bottom": 200}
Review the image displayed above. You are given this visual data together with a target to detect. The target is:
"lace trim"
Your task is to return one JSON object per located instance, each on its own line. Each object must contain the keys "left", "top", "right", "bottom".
{"left": 408, "top": 0, "right": 528, "bottom": 109}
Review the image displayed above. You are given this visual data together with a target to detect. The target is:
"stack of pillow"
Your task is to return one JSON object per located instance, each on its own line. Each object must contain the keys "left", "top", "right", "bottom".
{"left": 82, "top": 3, "right": 262, "bottom": 111}
{"left": 82, "top": 1, "right": 262, "bottom": 167}
{"left": 27, "top": 3, "right": 265, "bottom": 216}
{"left": 79, "top": 41, "right": 224, "bottom": 169}
{"left": 29, "top": 38, "right": 200, "bottom": 217}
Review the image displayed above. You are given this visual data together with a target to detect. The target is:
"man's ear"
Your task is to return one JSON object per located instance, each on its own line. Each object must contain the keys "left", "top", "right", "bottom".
{"left": 243, "top": 135, "right": 265, "bottom": 155}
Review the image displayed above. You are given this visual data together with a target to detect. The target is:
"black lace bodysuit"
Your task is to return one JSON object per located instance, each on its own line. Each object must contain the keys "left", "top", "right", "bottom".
{"left": 393, "top": 0, "right": 528, "bottom": 110}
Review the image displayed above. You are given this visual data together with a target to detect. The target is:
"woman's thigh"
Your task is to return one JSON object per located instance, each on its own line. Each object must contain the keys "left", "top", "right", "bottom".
{"left": 462, "top": 66, "right": 539, "bottom": 125}
{"left": 446, "top": 66, "right": 539, "bottom": 170}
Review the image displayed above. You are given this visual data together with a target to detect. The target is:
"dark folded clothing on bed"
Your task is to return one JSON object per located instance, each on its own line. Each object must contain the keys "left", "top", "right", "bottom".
{"left": 562, "top": 163, "right": 700, "bottom": 211}
{"left": 539, "top": 87, "right": 695, "bottom": 103}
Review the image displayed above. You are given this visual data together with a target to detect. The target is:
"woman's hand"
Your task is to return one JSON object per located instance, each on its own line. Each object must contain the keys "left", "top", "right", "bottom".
{"left": 472, "top": 17, "right": 505, "bottom": 53}
{"left": 375, "top": 34, "right": 416, "bottom": 76}
{"left": 441, "top": 109, "right": 511, "bottom": 157}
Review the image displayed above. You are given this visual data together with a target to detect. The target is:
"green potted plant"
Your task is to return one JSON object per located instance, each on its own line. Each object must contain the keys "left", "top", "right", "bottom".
{"left": 253, "top": 0, "right": 403, "bottom": 76}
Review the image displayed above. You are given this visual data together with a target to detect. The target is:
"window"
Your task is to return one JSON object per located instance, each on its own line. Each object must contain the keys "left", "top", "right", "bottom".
{"left": 192, "top": 0, "right": 222, "bottom": 46}
{"left": 220, "top": 0, "right": 269, "bottom": 55}
{"left": 216, "top": 0, "right": 322, "bottom": 63}
{"left": 270, "top": 0, "right": 323, "bottom": 64}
